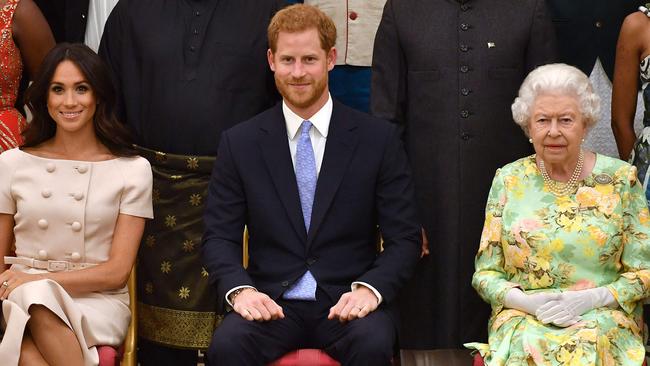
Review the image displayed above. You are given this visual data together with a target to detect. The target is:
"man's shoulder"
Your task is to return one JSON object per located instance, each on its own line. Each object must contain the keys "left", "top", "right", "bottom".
{"left": 225, "top": 103, "right": 284, "bottom": 138}
{"left": 332, "top": 100, "right": 398, "bottom": 138}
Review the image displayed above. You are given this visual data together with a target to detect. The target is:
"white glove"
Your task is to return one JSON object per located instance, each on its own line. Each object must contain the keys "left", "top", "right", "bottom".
{"left": 536, "top": 287, "right": 617, "bottom": 327}
{"left": 504, "top": 288, "right": 560, "bottom": 316}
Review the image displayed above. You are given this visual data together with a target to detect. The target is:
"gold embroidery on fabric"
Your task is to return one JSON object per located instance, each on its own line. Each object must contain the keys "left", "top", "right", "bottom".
{"left": 138, "top": 302, "right": 222, "bottom": 349}
{"left": 0, "top": 119, "right": 19, "bottom": 149}
{"left": 182, "top": 239, "right": 195, "bottom": 252}
{"left": 155, "top": 151, "right": 167, "bottom": 163}
{"left": 189, "top": 193, "right": 202, "bottom": 206}
{"left": 160, "top": 261, "right": 172, "bottom": 274}
{"left": 145, "top": 235, "right": 156, "bottom": 248}
{"left": 178, "top": 286, "right": 190, "bottom": 299}
{"left": 152, "top": 189, "right": 161, "bottom": 204}
{"left": 187, "top": 157, "right": 199, "bottom": 170}
{"left": 164, "top": 215, "right": 177, "bottom": 228}
{"left": 145, "top": 282, "right": 154, "bottom": 294}
{"left": 201, "top": 267, "right": 209, "bottom": 278}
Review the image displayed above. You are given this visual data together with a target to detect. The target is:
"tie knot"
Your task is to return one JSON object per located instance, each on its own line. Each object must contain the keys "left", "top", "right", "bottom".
{"left": 300, "top": 120, "right": 313, "bottom": 136}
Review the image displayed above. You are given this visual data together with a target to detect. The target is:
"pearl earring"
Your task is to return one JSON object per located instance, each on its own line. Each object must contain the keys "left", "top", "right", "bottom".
{"left": 528, "top": 138, "right": 533, "bottom": 144}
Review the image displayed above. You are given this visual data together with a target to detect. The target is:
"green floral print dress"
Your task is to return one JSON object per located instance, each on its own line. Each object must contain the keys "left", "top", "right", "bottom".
{"left": 466, "top": 154, "right": 650, "bottom": 366}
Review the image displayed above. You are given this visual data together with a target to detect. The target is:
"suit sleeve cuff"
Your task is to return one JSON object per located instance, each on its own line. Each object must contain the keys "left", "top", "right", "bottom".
{"left": 225, "top": 285, "right": 257, "bottom": 307}
{"left": 351, "top": 281, "right": 383, "bottom": 305}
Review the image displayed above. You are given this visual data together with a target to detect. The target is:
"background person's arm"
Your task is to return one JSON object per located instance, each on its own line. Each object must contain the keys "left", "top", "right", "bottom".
{"left": 612, "top": 13, "right": 647, "bottom": 160}
{"left": 12, "top": 0, "right": 55, "bottom": 79}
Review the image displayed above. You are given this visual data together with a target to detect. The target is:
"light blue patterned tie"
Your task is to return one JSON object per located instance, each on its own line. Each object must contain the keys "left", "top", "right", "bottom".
{"left": 283, "top": 120, "right": 318, "bottom": 301}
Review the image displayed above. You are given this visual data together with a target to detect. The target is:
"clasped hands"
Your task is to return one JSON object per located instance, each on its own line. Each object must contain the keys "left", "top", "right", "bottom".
{"left": 231, "top": 286, "right": 379, "bottom": 323}
{"left": 505, "top": 287, "right": 616, "bottom": 327}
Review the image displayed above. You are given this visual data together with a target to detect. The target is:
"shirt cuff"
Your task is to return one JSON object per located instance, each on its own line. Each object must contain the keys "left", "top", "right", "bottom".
{"left": 351, "top": 281, "right": 383, "bottom": 305}
{"left": 225, "top": 285, "right": 257, "bottom": 307}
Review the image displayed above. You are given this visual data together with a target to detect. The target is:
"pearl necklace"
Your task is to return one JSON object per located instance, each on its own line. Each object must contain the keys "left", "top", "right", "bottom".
{"left": 538, "top": 150, "right": 584, "bottom": 196}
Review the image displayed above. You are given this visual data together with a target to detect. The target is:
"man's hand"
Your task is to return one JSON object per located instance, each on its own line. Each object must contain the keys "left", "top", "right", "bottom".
{"left": 420, "top": 228, "right": 430, "bottom": 257}
{"left": 328, "top": 286, "right": 379, "bottom": 323}
{"left": 232, "top": 289, "right": 284, "bottom": 322}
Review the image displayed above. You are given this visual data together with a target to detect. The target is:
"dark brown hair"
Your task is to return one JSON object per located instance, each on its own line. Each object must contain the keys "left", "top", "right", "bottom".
{"left": 268, "top": 4, "right": 337, "bottom": 53}
{"left": 22, "top": 43, "right": 136, "bottom": 156}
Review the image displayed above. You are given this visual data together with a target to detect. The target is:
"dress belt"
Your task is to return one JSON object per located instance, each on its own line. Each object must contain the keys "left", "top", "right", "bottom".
{"left": 4, "top": 256, "right": 98, "bottom": 272}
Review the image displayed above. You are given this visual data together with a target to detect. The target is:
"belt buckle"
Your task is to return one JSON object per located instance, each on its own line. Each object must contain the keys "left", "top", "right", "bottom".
{"left": 47, "top": 260, "right": 68, "bottom": 272}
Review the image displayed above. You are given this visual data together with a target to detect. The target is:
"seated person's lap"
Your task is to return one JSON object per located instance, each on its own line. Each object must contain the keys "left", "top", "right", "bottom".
{"left": 208, "top": 290, "right": 395, "bottom": 365}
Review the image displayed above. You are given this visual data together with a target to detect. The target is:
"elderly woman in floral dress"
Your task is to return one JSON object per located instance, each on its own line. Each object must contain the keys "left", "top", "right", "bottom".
{"left": 466, "top": 63, "right": 650, "bottom": 365}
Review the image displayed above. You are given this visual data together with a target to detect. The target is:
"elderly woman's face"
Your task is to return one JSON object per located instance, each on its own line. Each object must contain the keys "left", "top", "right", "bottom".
{"left": 529, "top": 93, "right": 587, "bottom": 166}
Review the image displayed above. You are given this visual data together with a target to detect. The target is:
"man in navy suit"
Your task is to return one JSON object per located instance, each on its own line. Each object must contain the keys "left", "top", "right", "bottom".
{"left": 201, "top": 4, "right": 421, "bottom": 365}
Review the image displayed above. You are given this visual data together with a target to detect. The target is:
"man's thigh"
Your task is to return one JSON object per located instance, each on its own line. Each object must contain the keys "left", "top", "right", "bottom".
{"left": 206, "top": 309, "right": 306, "bottom": 365}
{"left": 316, "top": 308, "right": 396, "bottom": 365}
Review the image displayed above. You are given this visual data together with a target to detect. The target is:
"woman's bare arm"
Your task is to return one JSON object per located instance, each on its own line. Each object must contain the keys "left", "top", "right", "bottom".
{"left": 12, "top": 0, "right": 55, "bottom": 80}
{"left": 612, "top": 12, "right": 648, "bottom": 160}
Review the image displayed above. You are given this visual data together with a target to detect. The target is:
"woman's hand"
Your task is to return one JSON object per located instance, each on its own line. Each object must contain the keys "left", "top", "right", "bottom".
{"left": 536, "top": 287, "right": 617, "bottom": 327}
{"left": 0, "top": 269, "right": 44, "bottom": 300}
{"left": 504, "top": 288, "right": 561, "bottom": 315}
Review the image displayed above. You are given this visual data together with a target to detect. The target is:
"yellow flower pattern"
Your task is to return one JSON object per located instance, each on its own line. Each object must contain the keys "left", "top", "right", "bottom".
{"left": 467, "top": 155, "right": 650, "bottom": 365}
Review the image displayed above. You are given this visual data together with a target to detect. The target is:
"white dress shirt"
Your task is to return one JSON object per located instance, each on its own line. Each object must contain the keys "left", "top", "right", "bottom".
{"left": 226, "top": 95, "right": 382, "bottom": 306}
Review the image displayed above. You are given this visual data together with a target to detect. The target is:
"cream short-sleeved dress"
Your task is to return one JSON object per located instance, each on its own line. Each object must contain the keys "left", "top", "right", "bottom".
{"left": 0, "top": 148, "right": 153, "bottom": 366}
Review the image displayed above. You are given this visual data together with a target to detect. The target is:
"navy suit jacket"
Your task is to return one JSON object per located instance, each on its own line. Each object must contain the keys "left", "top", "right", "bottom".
{"left": 202, "top": 100, "right": 421, "bottom": 313}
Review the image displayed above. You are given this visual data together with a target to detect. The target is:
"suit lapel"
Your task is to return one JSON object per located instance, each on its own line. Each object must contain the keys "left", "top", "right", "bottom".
{"left": 259, "top": 105, "right": 307, "bottom": 240}
{"left": 307, "top": 103, "right": 359, "bottom": 248}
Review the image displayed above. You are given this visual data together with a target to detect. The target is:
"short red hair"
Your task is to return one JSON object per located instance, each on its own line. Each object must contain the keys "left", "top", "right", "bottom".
{"left": 268, "top": 4, "right": 337, "bottom": 53}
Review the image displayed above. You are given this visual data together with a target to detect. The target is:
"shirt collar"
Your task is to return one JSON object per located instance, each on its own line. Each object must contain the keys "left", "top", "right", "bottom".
{"left": 283, "top": 94, "right": 332, "bottom": 140}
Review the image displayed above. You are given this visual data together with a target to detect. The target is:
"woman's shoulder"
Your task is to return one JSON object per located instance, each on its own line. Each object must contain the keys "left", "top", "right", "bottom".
{"left": 594, "top": 153, "right": 632, "bottom": 172}
{"left": 112, "top": 155, "right": 152, "bottom": 182}
{"left": 496, "top": 154, "right": 537, "bottom": 176}
{"left": 593, "top": 153, "right": 638, "bottom": 184}
{"left": 114, "top": 155, "right": 150, "bottom": 168}
{"left": 0, "top": 148, "right": 25, "bottom": 166}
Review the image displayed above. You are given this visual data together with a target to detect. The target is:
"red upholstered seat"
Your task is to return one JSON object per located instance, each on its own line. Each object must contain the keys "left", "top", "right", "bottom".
{"left": 473, "top": 353, "right": 482, "bottom": 366}
{"left": 269, "top": 349, "right": 340, "bottom": 366}
{"left": 97, "top": 345, "right": 124, "bottom": 366}
{"left": 474, "top": 353, "right": 648, "bottom": 365}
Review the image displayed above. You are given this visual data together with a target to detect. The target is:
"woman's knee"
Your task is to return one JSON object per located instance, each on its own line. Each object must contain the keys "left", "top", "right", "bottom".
{"left": 26, "top": 304, "right": 65, "bottom": 331}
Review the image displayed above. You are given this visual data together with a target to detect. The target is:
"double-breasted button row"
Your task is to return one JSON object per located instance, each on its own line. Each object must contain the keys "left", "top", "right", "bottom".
{"left": 35, "top": 250, "right": 81, "bottom": 260}
{"left": 37, "top": 218, "right": 82, "bottom": 232}
{"left": 41, "top": 190, "right": 84, "bottom": 200}
{"left": 47, "top": 163, "right": 88, "bottom": 174}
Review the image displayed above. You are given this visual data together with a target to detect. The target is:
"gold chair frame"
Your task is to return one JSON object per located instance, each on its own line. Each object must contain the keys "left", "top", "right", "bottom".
{"left": 121, "top": 267, "right": 137, "bottom": 366}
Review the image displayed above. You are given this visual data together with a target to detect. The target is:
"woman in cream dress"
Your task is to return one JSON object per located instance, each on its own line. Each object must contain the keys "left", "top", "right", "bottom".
{"left": 0, "top": 43, "right": 152, "bottom": 366}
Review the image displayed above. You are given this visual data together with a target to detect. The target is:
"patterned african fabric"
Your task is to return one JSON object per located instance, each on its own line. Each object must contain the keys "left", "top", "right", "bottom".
{"left": 466, "top": 154, "right": 650, "bottom": 366}
{"left": 0, "top": 0, "right": 25, "bottom": 152}
{"left": 135, "top": 145, "right": 221, "bottom": 349}
{"left": 631, "top": 54, "right": 650, "bottom": 203}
